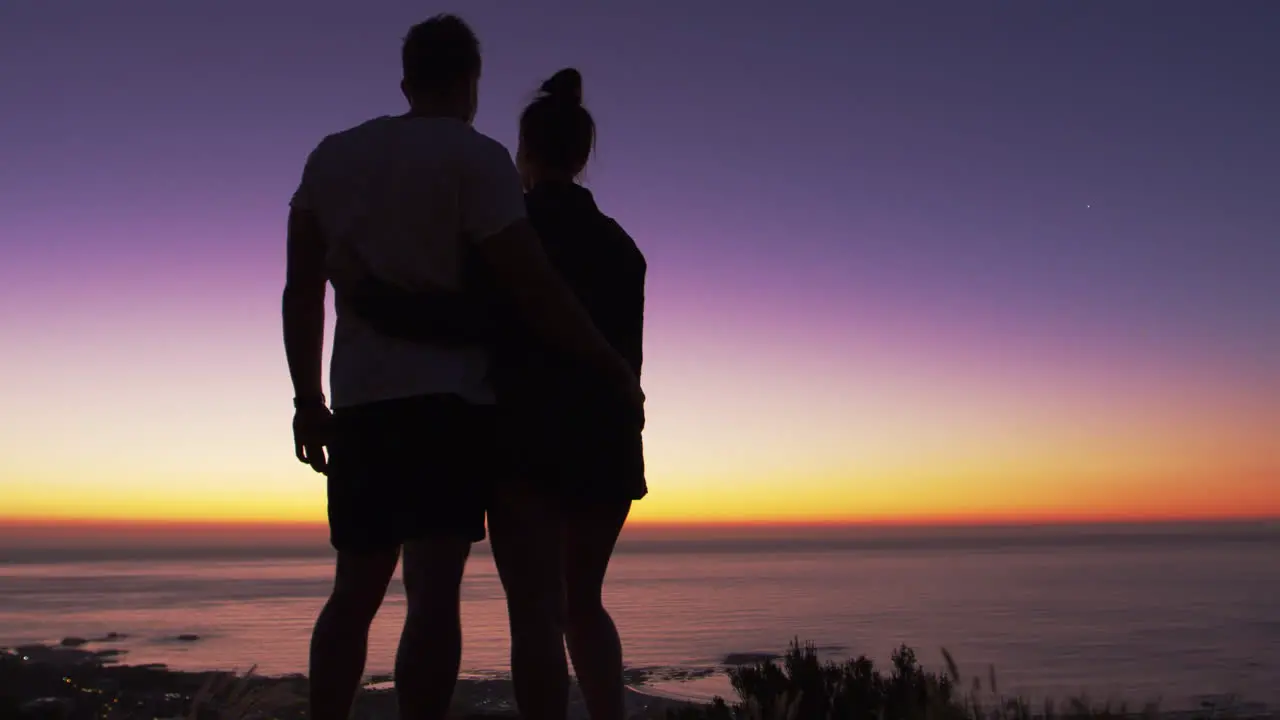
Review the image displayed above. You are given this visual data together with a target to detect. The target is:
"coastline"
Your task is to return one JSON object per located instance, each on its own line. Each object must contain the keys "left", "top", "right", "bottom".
{"left": 5, "top": 641, "right": 1276, "bottom": 720}
{"left": 0, "top": 643, "right": 701, "bottom": 719}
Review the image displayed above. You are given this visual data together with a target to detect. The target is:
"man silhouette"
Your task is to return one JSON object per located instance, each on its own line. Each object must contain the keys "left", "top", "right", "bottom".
{"left": 282, "top": 15, "right": 640, "bottom": 720}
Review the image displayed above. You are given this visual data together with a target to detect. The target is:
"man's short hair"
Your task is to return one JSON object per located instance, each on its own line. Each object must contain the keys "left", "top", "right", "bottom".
{"left": 402, "top": 14, "right": 481, "bottom": 98}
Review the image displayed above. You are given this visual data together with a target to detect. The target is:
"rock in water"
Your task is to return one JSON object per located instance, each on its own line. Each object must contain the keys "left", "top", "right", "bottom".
{"left": 22, "top": 697, "right": 76, "bottom": 718}
{"left": 723, "top": 652, "right": 781, "bottom": 665}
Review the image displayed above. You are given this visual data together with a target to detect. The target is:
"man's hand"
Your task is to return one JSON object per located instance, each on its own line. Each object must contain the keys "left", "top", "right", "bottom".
{"left": 607, "top": 362, "right": 646, "bottom": 430}
{"left": 292, "top": 402, "right": 333, "bottom": 474}
{"left": 283, "top": 205, "right": 330, "bottom": 470}
{"left": 625, "top": 380, "right": 646, "bottom": 430}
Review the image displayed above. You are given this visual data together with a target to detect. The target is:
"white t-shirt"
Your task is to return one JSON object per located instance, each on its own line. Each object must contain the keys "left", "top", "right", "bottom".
{"left": 290, "top": 115, "right": 527, "bottom": 408}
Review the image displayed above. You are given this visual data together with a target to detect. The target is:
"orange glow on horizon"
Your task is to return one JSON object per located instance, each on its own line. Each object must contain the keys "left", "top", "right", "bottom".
{"left": 3, "top": 306, "right": 1276, "bottom": 531}
{"left": 4, "top": 510, "right": 1278, "bottom": 529}
{"left": 1, "top": 510, "right": 1276, "bottom": 557}
{"left": 3, "top": 470, "right": 1276, "bottom": 531}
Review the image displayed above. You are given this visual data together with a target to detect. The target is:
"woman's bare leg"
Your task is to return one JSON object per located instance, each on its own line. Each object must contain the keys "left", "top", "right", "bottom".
{"left": 563, "top": 500, "right": 630, "bottom": 720}
{"left": 488, "top": 484, "right": 569, "bottom": 720}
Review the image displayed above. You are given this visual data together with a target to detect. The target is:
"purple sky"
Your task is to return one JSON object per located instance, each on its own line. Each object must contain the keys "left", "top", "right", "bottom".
{"left": 2, "top": 1, "right": 1278, "bottom": 522}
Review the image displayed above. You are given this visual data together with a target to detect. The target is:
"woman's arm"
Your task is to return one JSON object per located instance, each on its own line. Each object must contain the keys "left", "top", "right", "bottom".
{"left": 327, "top": 245, "right": 495, "bottom": 345}
{"left": 338, "top": 276, "right": 494, "bottom": 344}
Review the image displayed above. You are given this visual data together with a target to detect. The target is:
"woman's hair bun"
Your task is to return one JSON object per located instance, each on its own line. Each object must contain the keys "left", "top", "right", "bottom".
{"left": 539, "top": 68, "right": 583, "bottom": 105}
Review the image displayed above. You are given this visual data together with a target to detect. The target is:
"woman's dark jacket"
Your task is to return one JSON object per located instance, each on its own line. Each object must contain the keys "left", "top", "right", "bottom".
{"left": 344, "top": 181, "right": 646, "bottom": 502}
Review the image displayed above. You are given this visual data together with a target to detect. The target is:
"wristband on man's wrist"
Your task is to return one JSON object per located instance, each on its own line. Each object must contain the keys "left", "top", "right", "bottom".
{"left": 293, "top": 394, "right": 327, "bottom": 409}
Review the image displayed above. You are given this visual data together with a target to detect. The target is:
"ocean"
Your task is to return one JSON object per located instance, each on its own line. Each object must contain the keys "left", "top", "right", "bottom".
{"left": 1, "top": 522, "right": 1277, "bottom": 710}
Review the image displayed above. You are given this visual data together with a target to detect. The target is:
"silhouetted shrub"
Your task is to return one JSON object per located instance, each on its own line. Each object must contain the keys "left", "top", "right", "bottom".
{"left": 666, "top": 640, "right": 1173, "bottom": 720}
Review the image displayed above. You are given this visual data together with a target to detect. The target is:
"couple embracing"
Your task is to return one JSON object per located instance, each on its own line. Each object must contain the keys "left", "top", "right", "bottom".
{"left": 281, "top": 14, "right": 645, "bottom": 720}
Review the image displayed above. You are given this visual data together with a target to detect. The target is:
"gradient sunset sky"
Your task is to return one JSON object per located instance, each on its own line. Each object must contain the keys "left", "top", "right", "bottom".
{"left": 1, "top": 1, "right": 1277, "bottom": 526}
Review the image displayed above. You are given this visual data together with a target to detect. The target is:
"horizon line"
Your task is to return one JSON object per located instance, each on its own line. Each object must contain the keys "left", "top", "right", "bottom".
{"left": 2, "top": 513, "right": 1277, "bottom": 532}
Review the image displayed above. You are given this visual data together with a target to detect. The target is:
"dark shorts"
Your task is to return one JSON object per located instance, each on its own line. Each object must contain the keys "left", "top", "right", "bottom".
{"left": 326, "top": 394, "right": 498, "bottom": 552}
{"left": 500, "top": 405, "right": 647, "bottom": 507}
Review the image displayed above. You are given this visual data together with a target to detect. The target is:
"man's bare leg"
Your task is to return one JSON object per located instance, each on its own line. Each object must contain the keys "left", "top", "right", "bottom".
{"left": 310, "top": 548, "right": 401, "bottom": 720}
{"left": 394, "top": 538, "right": 473, "bottom": 720}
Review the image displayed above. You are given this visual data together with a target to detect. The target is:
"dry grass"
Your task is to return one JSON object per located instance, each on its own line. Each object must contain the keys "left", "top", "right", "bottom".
{"left": 665, "top": 640, "right": 1246, "bottom": 720}
{"left": 161, "top": 666, "right": 302, "bottom": 720}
